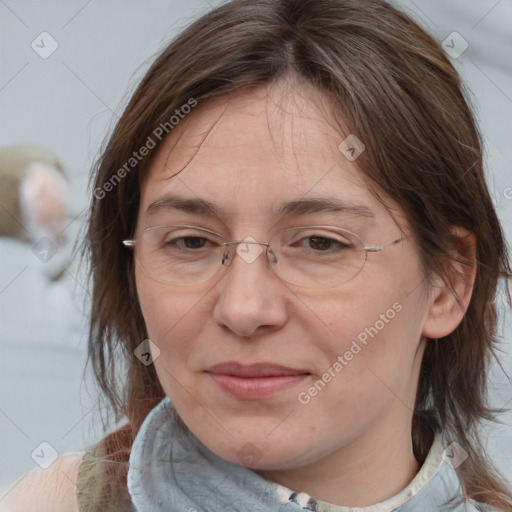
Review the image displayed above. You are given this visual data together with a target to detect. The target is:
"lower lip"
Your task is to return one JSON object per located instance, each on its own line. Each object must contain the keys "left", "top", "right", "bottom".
{"left": 208, "top": 373, "right": 309, "bottom": 400}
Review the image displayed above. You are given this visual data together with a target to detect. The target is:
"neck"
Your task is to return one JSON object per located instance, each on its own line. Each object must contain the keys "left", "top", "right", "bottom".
{"left": 256, "top": 409, "right": 421, "bottom": 508}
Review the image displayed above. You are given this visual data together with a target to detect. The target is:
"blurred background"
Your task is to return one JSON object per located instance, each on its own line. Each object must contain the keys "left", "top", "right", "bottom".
{"left": 0, "top": 0, "right": 511, "bottom": 498}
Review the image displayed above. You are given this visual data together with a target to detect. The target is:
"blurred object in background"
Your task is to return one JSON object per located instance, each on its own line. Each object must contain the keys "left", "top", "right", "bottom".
{"left": 0, "top": 144, "right": 77, "bottom": 282}
{"left": 0, "top": 143, "right": 87, "bottom": 345}
{"left": 20, "top": 160, "right": 70, "bottom": 248}
{"left": 0, "top": 145, "right": 91, "bottom": 495}
{"left": 0, "top": 145, "right": 68, "bottom": 242}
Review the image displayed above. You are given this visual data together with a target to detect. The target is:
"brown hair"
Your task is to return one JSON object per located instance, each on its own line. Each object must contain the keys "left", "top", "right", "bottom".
{"left": 80, "top": 0, "right": 512, "bottom": 510}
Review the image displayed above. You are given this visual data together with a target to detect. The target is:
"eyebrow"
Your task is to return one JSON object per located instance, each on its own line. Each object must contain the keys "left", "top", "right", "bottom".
{"left": 146, "top": 194, "right": 375, "bottom": 219}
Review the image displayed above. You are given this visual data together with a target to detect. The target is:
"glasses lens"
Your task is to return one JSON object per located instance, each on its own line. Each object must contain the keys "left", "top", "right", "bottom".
{"left": 136, "top": 225, "right": 224, "bottom": 285}
{"left": 268, "top": 226, "right": 366, "bottom": 288}
{"left": 132, "top": 225, "right": 367, "bottom": 288}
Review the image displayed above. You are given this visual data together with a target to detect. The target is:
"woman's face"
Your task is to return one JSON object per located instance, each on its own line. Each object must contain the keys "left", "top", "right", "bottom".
{"left": 134, "top": 80, "right": 433, "bottom": 473}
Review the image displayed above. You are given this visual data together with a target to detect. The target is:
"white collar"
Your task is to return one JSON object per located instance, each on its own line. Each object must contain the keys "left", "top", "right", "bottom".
{"left": 267, "top": 435, "right": 480, "bottom": 511}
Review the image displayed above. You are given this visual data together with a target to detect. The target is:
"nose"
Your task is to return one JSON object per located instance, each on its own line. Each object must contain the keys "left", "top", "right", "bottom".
{"left": 212, "top": 241, "right": 289, "bottom": 338}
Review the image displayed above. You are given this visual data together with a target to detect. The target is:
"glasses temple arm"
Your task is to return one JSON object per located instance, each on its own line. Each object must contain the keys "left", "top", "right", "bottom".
{"left": 364, "top": 235, "right": 408, "bottom": 253}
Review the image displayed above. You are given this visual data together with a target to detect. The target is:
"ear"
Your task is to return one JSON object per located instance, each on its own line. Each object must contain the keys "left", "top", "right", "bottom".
{"left": 421, "top": 226, "right": 477, "bottom": 339}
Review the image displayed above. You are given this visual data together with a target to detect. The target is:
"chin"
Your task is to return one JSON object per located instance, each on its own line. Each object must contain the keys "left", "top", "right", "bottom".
{"left": 197, "top": 432, "right": 318, "bottom": 471}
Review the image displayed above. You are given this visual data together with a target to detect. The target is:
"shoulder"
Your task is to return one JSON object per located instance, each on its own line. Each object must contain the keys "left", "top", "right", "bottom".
{"left": 0, "top": 452, "right": 84, "bottom": 512}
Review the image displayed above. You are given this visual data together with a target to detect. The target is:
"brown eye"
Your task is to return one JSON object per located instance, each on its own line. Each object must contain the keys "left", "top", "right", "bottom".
{"left": 289, "top": 232, "right": 352, "bottom": 253}
{"left": 165, "top": 236, "right": 209, "bottom": 249}
{"left": 307, "top": 236, "right": 348, "bottom": 251}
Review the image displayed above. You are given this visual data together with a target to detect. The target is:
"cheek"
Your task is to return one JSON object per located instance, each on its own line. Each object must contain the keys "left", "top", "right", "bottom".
{"left": 289, "top": 299, "right": 422, "bottom": 461}
{"left": 297, "top": 300, "right": 409, "bottom": 405}
{"left": 296, "top": 259, "right": 426, "bottom": 411}
{"left": 304, "top": 279, "right": 410, "bottom": 364}
{"left": 135, "top": 273, "right": 207, "bottom": 404}
{"left": 135, "top": 272, "right": 206, "bottom": 366}
{"left": 137, "top": 267, "right": 195, "bottom": 335}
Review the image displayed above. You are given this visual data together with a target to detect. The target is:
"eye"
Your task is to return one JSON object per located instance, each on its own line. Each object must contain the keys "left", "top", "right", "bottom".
{"left": 150, "top": 226, "right": 223, "bottom": 251}
{"left": 305, "top": 236, "right": 349, "bottom": 251}
{"left": 165, "top": 236, "right": 210, "bottom": 250}
{"left": 288, "top": 230, "right": 353, "bottom": 252}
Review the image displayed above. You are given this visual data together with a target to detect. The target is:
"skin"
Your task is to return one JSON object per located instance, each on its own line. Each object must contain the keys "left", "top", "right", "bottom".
{"left": 134, "top": 78, "right": 476, "bottom": 507}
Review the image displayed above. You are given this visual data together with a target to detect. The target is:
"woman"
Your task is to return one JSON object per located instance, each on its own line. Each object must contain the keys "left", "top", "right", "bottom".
{"left": 3, "top": 0, "right": 511, "bottom": 510}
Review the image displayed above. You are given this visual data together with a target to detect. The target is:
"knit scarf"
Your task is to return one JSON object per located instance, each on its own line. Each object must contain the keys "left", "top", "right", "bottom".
{"left": 126, "top": 396, "right": 485, "bottom": 512}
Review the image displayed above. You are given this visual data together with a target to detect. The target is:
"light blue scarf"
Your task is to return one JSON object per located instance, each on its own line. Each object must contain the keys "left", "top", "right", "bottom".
{"left": 127, "top": 396, "right": 487, "bottom": 511}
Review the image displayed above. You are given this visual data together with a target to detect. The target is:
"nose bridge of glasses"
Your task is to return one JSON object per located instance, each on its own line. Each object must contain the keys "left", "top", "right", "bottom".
{"left": 222, "top": 238, "right": 271, "bottom": 267}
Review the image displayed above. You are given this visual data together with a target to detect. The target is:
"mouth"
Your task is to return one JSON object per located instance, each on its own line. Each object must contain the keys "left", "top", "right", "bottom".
{"left": 205, "top": 361, "right": 311, "bottom": 400}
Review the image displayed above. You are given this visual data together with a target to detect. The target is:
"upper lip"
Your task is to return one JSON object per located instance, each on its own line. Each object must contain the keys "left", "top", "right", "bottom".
{"left": 206, "top": 361, "right": 310, "bottom": 378}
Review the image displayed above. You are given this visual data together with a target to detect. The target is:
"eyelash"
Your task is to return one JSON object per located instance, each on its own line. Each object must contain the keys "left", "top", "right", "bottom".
{"left": 163, "top": 233, "right": 352, "bottom": 252}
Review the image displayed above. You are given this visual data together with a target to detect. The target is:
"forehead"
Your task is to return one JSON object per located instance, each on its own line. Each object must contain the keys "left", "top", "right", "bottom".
{"left": 139, "top": 81, "right": 398, "bottom": 229}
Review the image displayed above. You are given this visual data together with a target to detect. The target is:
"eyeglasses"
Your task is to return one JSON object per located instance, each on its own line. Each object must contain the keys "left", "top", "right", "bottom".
{"left": 122, "top": 224, "right": 406, "bottom": 289}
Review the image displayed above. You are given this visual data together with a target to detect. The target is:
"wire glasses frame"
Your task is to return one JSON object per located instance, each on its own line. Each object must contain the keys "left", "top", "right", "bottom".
{"left": 122, "top": 224, "right": 407, "bottom": 289}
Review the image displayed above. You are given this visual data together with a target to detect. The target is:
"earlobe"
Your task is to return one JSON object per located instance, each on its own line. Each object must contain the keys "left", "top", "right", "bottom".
{"left": 421, "top": 226, "right": 477, "bottom": 339}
